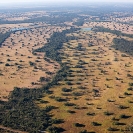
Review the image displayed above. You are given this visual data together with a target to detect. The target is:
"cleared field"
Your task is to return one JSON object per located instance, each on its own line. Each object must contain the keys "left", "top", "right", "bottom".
{"left": 38, "top": 30, "right": 133, "bottom": 133}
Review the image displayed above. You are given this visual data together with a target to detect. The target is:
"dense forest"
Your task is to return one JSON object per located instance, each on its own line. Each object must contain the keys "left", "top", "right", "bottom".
{"left": 112, "top": 38, "right": 133, "bottom": 56}
{"left": 0, "top": 32, "right": 11, "bottom": 47}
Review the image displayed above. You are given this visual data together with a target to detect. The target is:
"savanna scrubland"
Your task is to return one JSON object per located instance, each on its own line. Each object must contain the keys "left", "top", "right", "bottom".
{"left": 0, "top": 3, "right": 133, "bottom": 133}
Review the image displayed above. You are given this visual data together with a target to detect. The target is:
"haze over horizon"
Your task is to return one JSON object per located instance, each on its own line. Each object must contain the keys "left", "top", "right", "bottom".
{"left": 0, "top": 0, "right": 133, "bottom": 4}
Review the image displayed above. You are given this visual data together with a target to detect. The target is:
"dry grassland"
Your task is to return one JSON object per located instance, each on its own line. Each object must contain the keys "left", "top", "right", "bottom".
{"left": 38, "top": 29, "right": 133, "bottom": 133}
{"left": 0, "top": 25, "right": 69, "bottom": 101}
{"left": 1, "top": 11, "right": 47, "bottom": 21}
{"left": 116, "top": 16, "right": 133, "bottom": 23}
{"left": 0, "top": 23, "right": 32, "bottom": 33}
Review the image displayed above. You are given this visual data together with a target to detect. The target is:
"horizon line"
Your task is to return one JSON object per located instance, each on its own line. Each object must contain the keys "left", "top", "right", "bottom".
{"left": 1, "top": 1, "right": 133, "bottom": 4}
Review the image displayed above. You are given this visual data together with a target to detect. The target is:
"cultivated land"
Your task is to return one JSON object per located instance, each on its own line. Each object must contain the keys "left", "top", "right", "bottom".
{"left": 1, "top": 3, "right": 133, "bottom": 133}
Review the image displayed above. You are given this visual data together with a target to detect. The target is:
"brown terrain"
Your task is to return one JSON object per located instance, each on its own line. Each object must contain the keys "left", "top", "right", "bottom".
{"left": 38, "top": 27, "right": 133, "bottom": 132}
{"left": 1, "top": 7, "right": 133, "bottom": 133}
{"left": 0, "top": 24, "right": 70, "bottom": 101}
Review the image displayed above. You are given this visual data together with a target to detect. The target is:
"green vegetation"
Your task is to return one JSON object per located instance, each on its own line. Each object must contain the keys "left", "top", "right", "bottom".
{"left": 1, "top": 4, "right": 133, "bottom": 133}
{"left": 93, "top": 26, "right": 133, "bottom": 38}
{"left": 112, "top": 38, "right": 133, "bottom": 56}
{"left": 0, "top": 32, "right": 11, "bottom": 46}
{"left": 74, "top": 123, "right": 85, "bottom": 127}
{"left": 35, "top": 28, "right": 79, "bottom": 62}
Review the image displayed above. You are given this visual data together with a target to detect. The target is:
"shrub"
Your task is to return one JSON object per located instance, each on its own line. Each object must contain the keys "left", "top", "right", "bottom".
{"left": 64, "top": 102, "right": 76, "bottom": 106}
{"left": 74, "top": 123, "right": 85, "bottom": 127}
{"left": 127, "top": 87, "right": 133, "bottom": 91}
{"left": 29, "top": 61, "right": 35, "bottom": 66}
{"left": 129, "top": 83, "right": 133, "bottom": 86}
{"left": 73, "top": 92, "right": 83, "bottom": 96}
{"left": 47, "top": 126, "right": 65, "bottom": 133}
{"left": 40, "top": 100, "right": 49, "bottom": 104}
{"left": 7, "top": 58, "right": 11, "bottom": 61}
{"left": 45, "top": 105, "right": 56, "bottom": 112}
{"left": 120, "top": 114, "right": 131, "bottom": 119}
{"left": 51, "top": 119, "right": 64, "bottom": 124}
{"left": 124, "top": 92, "right": 132, "bottom": 96}
{"left": 55, "top": 97, "right": 67, "bottom": 102}
{"left": 79, "top": 130, "right": 89, "bottom": 133}
{"left": 87, "top": 112, "right": 95, "bottom": 116}
{"left": 113, "top": 122, "right": 126, "bottom": 125}
{"left": 118, "top": 105, "right": 129, "bottom": 109}
{"left": 107, "top": 99, "right": 115, "bottom": 102}
{"left": 112, "top": 117, "right": 119, "bottom": 121}
{"left": 39, "top": 77, "right": 46, "bottom": 82}
{"left": 104, "top": 111, "right": 114, "bottom": 116}
{"left": 62, "top": 88, "right": 72, "bottom": 92}
{"left": 5, "top": 63, "right": 10, "bottom": 66}
{"left": 108, "top": 127, "right": 120, "bottom": 131}
{"left": 67, "top": 110, "right": 76, "bottom": 114}
{"left": 92, "top": 122, "right": 102, "bottom": 126}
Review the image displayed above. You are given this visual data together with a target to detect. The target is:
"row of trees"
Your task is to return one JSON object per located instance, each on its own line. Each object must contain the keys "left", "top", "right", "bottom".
{"left": 0, "top": 32, "right": 11, "bottom": 47}
{"left": 93, "top": 26, "right": 133, "bottom": 38}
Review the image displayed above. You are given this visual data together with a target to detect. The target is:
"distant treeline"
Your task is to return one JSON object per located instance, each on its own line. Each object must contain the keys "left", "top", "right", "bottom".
{"left": 0, "top": 27, "right": 79, "bottom": 133}
{"left": 0, "top": 13, "right": 80, "bottom": 25}
{"left": 93, "top": 26, "right": 133, "bottom": 38}
{"left": 1, "top": 4, "right": 133, "bottom": 25}
{"left": 73, "top": 18, "right": 84, "bottom": 26}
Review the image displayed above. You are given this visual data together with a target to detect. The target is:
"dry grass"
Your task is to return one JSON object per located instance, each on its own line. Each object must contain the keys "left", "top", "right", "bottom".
{"left": 0, "top": 24, "right": 69, "bottom": 101}
{"left": 38, "top": 30, "right": 133, "bottom": 132}
{"left": 1, "top": 11, "right": 47, "bottom": 22}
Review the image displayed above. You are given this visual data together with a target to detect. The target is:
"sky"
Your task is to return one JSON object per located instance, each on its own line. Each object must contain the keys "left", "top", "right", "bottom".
{"left": 0, "top": 0, "right": 133, "bottom": 3}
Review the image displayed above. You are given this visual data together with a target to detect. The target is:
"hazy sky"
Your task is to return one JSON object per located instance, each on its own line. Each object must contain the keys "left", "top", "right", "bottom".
{"left": 0, "top": 0, "right": 133, "bottom": 3}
